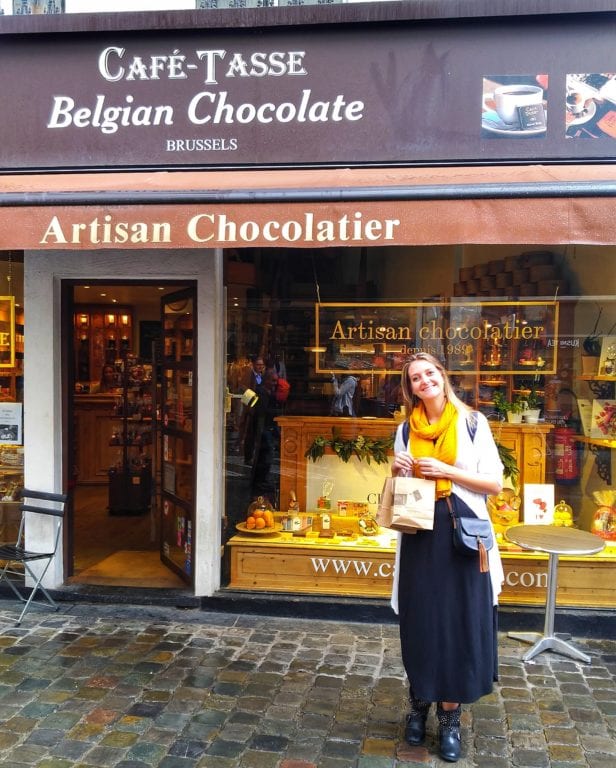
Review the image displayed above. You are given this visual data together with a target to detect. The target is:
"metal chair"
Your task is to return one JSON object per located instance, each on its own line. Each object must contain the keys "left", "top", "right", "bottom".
{"left": 0, "top": 488, "right": 67, "bottom": 625}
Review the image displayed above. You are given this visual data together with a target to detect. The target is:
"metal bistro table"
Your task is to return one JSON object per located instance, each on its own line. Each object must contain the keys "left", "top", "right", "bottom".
{"left": 505, "top": 524, "right": 605, "bottom": 663}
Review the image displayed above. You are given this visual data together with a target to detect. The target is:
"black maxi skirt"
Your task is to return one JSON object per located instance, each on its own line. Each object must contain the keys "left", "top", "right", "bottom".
{"left": 398, "top": 496, "right": 498, "bottom": 704}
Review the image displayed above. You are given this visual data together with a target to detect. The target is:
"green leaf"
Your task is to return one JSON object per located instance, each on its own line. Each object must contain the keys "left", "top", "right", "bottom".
{"left": 304, "top": 430, "right": 394, "bottom": 466}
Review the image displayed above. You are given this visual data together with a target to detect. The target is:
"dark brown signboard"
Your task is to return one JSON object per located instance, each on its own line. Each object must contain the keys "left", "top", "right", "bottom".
{"left": 0, "top": 12, "right": 615, "bottom": 171}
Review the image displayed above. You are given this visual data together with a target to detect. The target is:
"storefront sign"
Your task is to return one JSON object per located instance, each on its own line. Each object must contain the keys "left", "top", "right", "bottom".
{"left": 1, "top": 12, "right": 616, "bottom": 169}
{"left": 37, "top": 210, "right": 400, "bottom": 246}
{"left": 0, "top": 297, "right": 15, "bottom": 369}
{"left": 315, "top": 301, "right": 559, "bottom": 375}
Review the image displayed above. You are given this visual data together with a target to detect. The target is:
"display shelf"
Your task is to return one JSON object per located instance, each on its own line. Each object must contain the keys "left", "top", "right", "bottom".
{"left": 0, "top": 446, "right": 23, "bottom": 503}
{"left": 107, "top": 356, "right": 155, "bottom": 515}
{"left": 74, "top": 305, "right": 133, "bottom": 389}
{"left": 574, "top": 435, "right": 615, "bottom": 485}
{"left": 160, "top": 289, "right": 195, "bottom": 584}
{"left": 0, "top": 307, "right": 24, "bottom": 401}
{"left": 575, "top": 435, "right": 616, "bottom": 449}
{"left": 573, "top": 373, "right": 615, "bottom": 482}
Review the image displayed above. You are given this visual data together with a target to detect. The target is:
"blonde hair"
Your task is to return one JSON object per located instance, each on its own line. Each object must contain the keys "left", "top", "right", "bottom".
{"left": 400, "top": 352, "right": 470, "bottom": 414}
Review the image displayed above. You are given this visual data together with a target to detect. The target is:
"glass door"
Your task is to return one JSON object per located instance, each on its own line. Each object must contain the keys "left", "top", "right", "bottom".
{"left": 160, "top": 287, "right": 196, "bottom": 583}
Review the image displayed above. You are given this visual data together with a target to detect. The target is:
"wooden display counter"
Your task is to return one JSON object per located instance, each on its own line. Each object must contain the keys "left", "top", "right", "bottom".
{"left": 276, "top": 415, "right": 553, "bottom": 511}
{"left": 227, "top": 531, "right": 616, "bottom": 608}
{"left": 229, "top": 531, "right": 396, "bottom": 597}
{"left": 73, "top": 393, "right": 119, "bottom": 484}
{"left": 227, "top": 414, "right": 616, "bottom": 608}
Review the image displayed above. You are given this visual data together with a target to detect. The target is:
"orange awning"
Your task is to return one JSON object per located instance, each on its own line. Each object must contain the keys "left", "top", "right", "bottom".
{"left": 1, "top": 164, "right": 616, "bottom": 250}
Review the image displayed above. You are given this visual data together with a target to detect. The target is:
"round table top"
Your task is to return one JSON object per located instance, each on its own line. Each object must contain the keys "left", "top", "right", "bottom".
{"left": 505, "top": 524, "right": 606, "bottom": 556}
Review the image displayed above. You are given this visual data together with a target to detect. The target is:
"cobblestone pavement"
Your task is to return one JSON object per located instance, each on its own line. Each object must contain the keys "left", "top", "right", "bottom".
{"left": 0, "top": 599, "right": 614, "bottom": 767}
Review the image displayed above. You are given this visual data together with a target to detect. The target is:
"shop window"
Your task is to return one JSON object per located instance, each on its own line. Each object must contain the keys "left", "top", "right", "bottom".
{"left": 222, "top": 245, "right": 616, "bottom": 607}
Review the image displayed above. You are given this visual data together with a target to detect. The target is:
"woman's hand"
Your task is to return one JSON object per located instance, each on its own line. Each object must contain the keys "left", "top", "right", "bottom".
{"left": 392, "top": 451, "right": 414, "bottom": 476}
{"left": 414, "top": 457, "right": 450, "bottom": 479}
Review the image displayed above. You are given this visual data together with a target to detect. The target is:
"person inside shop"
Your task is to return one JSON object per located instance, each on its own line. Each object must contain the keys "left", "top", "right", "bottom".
{"left": 270, "top": 352, "right": 287, "bottom": 380}
{"left": 245, "top": 367, "right": 281, "bottom": 501}
{"left": 390, "top": 351, "right": 504, "bottom": 763}
{"left": 246, "top": 355, "right": 266, "bottom": 392}
{"left": 238, "top": 354, "right": 267, "bottom": 462}
{"left": 378, "top": 375, "right": 403, "bottom": 416}
{"left": 99, "top": 364, "right": 120, "bottom": 393}
{"left": 330, "top": 371, "right": 360, "bottom": 416}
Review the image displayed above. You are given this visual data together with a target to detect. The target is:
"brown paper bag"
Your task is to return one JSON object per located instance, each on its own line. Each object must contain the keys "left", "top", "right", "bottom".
{"left": 376, "top": 477, "right": 395, "bottom": 529}
{"left": 392, "top": 475, "right": 436, "bottom": 531}
{"left": 377, "top": 475, "right": 436, "bottom": 533}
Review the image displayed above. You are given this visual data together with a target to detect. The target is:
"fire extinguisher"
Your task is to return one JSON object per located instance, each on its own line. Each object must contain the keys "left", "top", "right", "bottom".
{"left": 553, "top": 426, "right": 579, "bottom": 484}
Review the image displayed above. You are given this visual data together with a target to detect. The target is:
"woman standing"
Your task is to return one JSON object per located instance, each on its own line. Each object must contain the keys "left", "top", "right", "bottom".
{"left": 391, "top": 352, "right": 504, "bottom": 762}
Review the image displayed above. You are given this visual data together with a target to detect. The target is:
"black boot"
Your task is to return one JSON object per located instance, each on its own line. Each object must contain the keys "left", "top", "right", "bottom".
{"left": 437, "top": 704, "right": 461, "bottom": 762}
{"left": 404, "top": 693, "right": 430, "bottom": 746}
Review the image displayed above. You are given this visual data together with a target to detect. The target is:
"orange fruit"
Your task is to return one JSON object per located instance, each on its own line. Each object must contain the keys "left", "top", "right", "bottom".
{"left": 264, "top": 510, "right": 274, "bottom": 528}
{"left": 245, "top": 516, "right": 256, "bottom": 529}
{"left": 253, "top": 509, "right": 265, "bottom": 519}
{"left": 254, "top": 517, "right": 266, "bottom": 529}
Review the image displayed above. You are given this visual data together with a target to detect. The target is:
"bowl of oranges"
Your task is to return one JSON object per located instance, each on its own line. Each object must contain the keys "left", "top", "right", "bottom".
{"left": 236, "top": 500, "right": 281, "bottom": 535}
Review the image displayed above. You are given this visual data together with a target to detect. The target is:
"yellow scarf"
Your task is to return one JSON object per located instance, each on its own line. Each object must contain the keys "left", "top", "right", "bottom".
{"left": 409, "top": 400, "right": 458, "bottom": 498}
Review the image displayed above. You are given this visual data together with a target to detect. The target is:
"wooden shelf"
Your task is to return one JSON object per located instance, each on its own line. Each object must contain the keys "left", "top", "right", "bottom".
{"left": 575, "top": 435, "right": 616, "bottom": 449}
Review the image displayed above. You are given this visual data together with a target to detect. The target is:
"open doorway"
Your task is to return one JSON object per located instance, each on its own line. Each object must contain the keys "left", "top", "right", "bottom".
{"left": 67, "top": 281, "right": 191, "bottom": 590}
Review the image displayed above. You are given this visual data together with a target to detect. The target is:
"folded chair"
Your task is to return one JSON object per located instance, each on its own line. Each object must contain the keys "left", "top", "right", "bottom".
{"left": 0, "top": 488, "right": 67, "bottom": 625}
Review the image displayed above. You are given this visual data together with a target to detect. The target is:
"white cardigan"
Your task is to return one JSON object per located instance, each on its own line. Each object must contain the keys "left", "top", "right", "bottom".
{"left": 390, "top": 410, "right": 505, "bottom": 613}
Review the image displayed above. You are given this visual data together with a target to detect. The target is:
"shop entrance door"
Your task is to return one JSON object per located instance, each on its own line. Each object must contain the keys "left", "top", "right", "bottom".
{"left": 68, "top": 281, "right": 191, "bottom": 590}
{"left": 159, "top": 287, "right": 196, "bottom": 584}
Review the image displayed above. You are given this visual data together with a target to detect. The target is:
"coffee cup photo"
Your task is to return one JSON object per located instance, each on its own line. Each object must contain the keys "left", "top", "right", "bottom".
{"left": 566, "top": 91, "right": 587, "bottom": 115}
{"left": 483, "top": 84, "right": 544, "bottom": 126}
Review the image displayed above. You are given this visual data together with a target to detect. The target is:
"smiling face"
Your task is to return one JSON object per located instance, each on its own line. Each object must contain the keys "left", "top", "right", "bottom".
{"left": 407, "top": 358, "right": 446, "bottom": 407}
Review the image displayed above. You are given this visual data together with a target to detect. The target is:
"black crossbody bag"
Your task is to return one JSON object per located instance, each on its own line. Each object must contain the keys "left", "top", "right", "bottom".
{"left": 446, "top": 495, "right": 493, "bottom": 572}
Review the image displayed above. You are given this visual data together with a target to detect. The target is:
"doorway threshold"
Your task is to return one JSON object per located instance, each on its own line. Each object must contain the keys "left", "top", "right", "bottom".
{"left": 53, "top": 583, "right": 198, "bottom": 609}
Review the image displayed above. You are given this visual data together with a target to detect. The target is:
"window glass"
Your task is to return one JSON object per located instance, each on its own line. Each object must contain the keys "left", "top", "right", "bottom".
{"left": 223, "top": 245, "right": 616, "bottom": 595}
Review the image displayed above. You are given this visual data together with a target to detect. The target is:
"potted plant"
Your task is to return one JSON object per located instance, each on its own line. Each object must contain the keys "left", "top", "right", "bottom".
{"left": 521, "top": 384, "right": 541, "bottom": 424}
{"left": 492, "top": 390, "right": 525, "bottom": 423}
{"left": 581, "top": 307, "right": 603, "bottom": 376}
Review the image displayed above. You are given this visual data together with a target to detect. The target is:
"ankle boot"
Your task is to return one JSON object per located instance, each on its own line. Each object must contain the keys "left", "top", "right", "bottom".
{"left": 404, "top": 694, "right": 430, "bottom": 746}
{"left": 437, "top": 704, "right": 461, "bottom": 762}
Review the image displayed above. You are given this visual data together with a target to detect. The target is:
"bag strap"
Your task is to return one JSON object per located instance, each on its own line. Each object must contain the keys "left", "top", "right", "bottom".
{"left": 466, "top": 410, "right": 479, "bottom": 442}
{"left": 401, "top": 410, "right": 478, "bottom": 447}
{"left": 402, "top": 419, "right": 409, "bottom": 446}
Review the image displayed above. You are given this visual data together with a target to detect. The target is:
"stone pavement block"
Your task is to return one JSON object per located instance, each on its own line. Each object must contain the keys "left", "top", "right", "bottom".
{"left": 395, "top": 742, "right": 432, "bottom": 763}
{"left": 239, "top": 751, "right": 283, "bottom": 768}
{"left": 362, "top": 737, "right": 396, "bottom": 756}
{"left": 475, "top": 758, "right": 510, "bottom": 768}
{"left": 475, "top": 736, "right": 509, "bottom": 756}
{"left": 545, "top": 727, "right": 580, "bottom": 745}
{"left": 511, "top": 748, "right": 551, "bottom": 767}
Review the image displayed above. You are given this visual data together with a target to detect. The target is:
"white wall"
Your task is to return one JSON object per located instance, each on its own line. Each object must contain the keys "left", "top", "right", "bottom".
{"left": 24, "top": 248, "right": 224, "bottom": 596}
